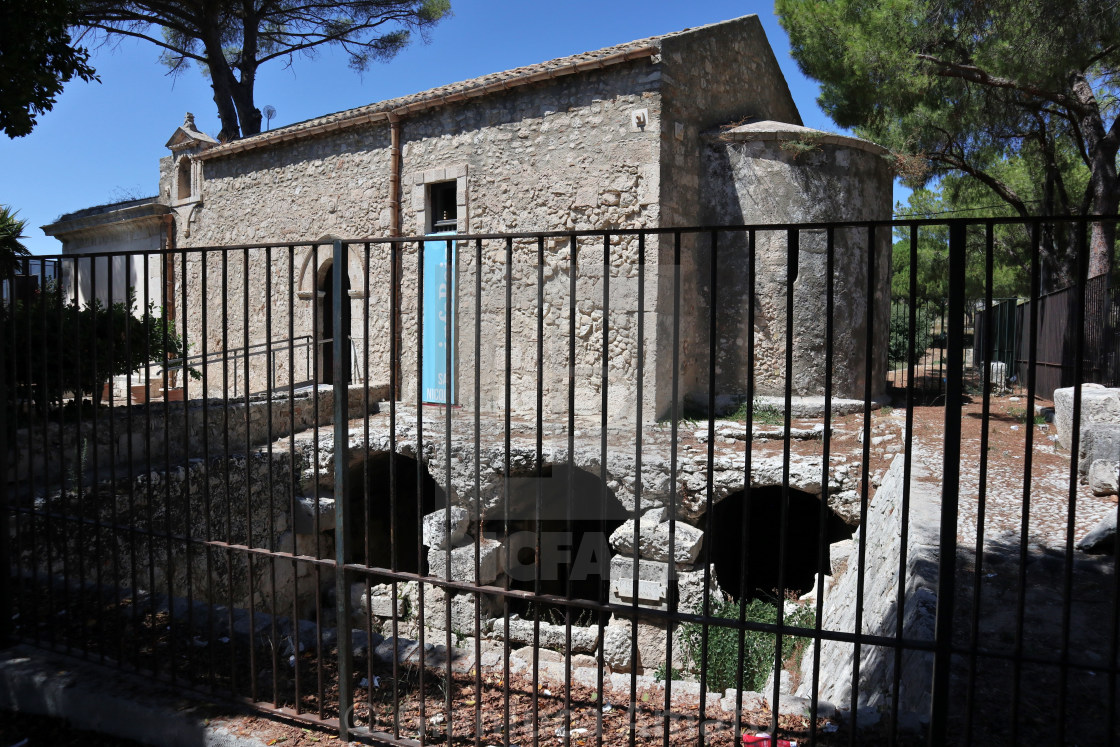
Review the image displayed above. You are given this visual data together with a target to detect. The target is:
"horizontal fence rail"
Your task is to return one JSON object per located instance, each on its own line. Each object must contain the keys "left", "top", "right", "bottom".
{"left": 2, "top": 216, "right": 1119, "bottom": 746}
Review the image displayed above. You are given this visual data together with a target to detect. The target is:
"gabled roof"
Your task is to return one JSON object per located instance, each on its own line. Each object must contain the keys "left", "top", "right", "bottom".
{"left": 195, "top": 22, "right": 691, "bottom": 160}
{"left": 166, "top": 112, "right": 219, "bottom": 151}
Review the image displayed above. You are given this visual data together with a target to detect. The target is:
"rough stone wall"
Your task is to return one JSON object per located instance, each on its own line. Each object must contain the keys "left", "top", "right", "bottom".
{"left": 170, "top": 62, "right": 666, "bottom": 421}
{"left": 657, "top": 16, "right": 802, "bottom": 414}
{"left": 699, "top": 136, "right": 893, "bottom": 403}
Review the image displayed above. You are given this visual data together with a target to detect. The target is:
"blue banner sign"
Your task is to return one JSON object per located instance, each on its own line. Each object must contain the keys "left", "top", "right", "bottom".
{"left": 422, "top": 233, "right": 456, "bottom": 404}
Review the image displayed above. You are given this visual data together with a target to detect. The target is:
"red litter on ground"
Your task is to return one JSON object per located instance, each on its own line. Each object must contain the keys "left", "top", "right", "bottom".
{"left": 743, "top": 734, "right": 797, "bottom": 747}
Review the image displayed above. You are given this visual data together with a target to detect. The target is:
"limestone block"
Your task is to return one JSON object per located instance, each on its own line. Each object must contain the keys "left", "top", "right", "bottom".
{"left": 609, "top": 517, "right": 704, "bottom": 564}
{"left": 501, "top": 616, "right": 599, "bottom": 654}
{"left": 422, "top": 506, "right": 471, "bottom": 550}
{"left": 1089, "top": 460, "right": 1120, "bottom": 496}
{"left": 427, "top": 538, "right": 503, "bottom": 584}
{"left": 1079, "top": 424, "right": 1120, "bottom": 478}
{"left": 602, "top": 621, "right": 634, "bottom": 672}
{"left": 1053, "top": 384, "right": 1120, "bottom": 451}
{"left": 608, "top": 555, "right": 672, "bottom": 610}
{"left": 989, "top": 361, "right": 1008, "bottom": 386}
{"left": 827, "top": 490, "right": 862, "bottom": 527}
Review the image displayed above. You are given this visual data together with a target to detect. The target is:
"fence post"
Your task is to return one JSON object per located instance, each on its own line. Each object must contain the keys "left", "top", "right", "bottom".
{"left": 930, "top": 220, "right": 966, "bottom": 741}
{"left": 332, "top": 239, "right": 353, "bottom": 739}
{"left": 0, "top": 297, "right": 10, "bottom": 649}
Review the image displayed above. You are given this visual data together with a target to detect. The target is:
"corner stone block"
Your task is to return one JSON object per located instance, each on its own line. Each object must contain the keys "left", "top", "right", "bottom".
{"left": 1089, "top": 460, "right": 1120, "bottom": 496}
{"left": 427, "top": 538, "right": 503, "bottom": 585}
{"left": 1079, "top": 423, "right": 1120, "bottom": 478}
{"left": 1053, "top": 384, "right": 1120, "bottom": 451}
{"left": 422, "top": 506, "right": 470, "bottom": 550}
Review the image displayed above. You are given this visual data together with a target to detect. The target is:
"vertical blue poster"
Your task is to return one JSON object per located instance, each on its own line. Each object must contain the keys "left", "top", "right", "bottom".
{"left": 422, "top": 233, "right": 456, "bottom": 404}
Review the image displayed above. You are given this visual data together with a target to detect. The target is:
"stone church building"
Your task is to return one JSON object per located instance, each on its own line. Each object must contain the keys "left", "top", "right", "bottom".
{"left": 45, "top": 14, "right": 892, "bottom": 421}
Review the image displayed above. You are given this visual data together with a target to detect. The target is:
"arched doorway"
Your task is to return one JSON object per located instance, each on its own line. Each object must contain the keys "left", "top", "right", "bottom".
{"left": 317, "top": 260, "right": 351, "bottom": 384}
{"left": 482, "top": 465, "right": 627, "bottom": 619}
{"left": 344, "top": 451, "right": 444, "bottom": 573}
{"left": 709, "top": 486, "right": 853, "bottom": 600}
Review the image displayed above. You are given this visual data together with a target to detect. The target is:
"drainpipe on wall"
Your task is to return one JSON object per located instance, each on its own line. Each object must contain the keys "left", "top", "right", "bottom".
{"left": 388, "top": 111, "right": 403, "bottom": 400}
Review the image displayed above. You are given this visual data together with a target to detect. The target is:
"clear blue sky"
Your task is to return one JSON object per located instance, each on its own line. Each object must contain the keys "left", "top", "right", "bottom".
{"left": 0, "top": 0, "right": 907, "bottom": 255}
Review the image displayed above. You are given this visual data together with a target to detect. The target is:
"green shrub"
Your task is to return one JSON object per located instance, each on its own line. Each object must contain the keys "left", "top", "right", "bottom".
{"left": 681, "top": 596, "right": 814, "bottom": 693}
{"left": 888, "top": 302, "right": 934, "bottom": 367}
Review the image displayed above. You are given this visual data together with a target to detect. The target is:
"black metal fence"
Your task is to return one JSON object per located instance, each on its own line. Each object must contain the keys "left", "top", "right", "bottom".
{"left": 2, "top": 216, "right": 1119, "bottom": 746}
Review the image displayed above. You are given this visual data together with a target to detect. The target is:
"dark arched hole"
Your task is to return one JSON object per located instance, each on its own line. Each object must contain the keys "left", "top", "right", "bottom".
{"left": 482, "top": 465, "right": 627, "bottom": 621}
{"left": 710, "top": 486, "right": 853, "bottom": 601}
{"left": 346, "top": 451, "right": 443, "bottom": 574}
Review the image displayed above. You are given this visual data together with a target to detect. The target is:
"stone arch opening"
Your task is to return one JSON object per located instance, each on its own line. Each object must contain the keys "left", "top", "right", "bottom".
{"left": 317, "top": 259, "right": 351, "bottom": 384}
{"left": 710, "top": 486, "right": 853, "bottom": 600}
{"left": 344, "top": 451, "right": 444, "bottom": 575}
{"left": 482, "top": 465, "right": 627, "bottom": 619}
{"left": 176, "top": 156, "right": 191, "bottom": 201}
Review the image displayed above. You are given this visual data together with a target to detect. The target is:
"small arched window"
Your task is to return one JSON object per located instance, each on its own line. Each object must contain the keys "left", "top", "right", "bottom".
{"left": 176, "top": 157, "right": 192, "bottom": 201}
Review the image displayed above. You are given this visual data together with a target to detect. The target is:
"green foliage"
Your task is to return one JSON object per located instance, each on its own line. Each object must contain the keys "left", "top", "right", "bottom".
{"left": 3, "top": 284, "right": 188, "bottom": 413}
{"left": 653, "top": 662, "right": 681, "bottom": 682}
{"left": 727, "top": 398, "right": 783, "bottom": 426}
{"left": 682, "top": 596, "right": 814, "bottom": 694}
{"left": 0, "top": 206, "right": 31, "bottom": 281}
{"left": 888, "top": 301, "right": 934, "bottom": 367}
{"left": 77, "top": 1, "right": 451, "bottom": 140}
{"left": 776, "top": 0, "right": 1120, "bottom": 282}
{"left": 0, "top": 0, "right": 98, "bottom": 138}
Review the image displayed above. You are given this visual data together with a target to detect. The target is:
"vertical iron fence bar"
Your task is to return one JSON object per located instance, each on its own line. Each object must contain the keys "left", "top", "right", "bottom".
{"left": 242, "top": 246, "right": 258, "bottom": 701}
{"left": 501, "top": 235, "right": 512, "bottom": 746}
{"left": 143, "top": 252, "right": 156, "bottom": 672}
{"left": 564, "top": 234, "right": 576, "bottom": 747}
{"left": 201, "top": 251, "right": 216, "bottom": 689}
{"left": 266, "top": 245, "right": 280, "bottom": 706}
{"left": 473, "top": 236, "right": 483, "bottom": 747}
{"left": 964, "top": 223, "right": 996, "bottom": 745}
{"left": 596, "top": 232, "right": 610, "bottom": 747}
{"left": 443, "top": 235, "right": 454, "bottom": 743}
{"left": 389, "top": 239, "right": 400, "bottom": 740}
{"left": 333, "top": 239, "right": 353, "bottom": 741}
{"left": 628, "top": 230, "right": 646, "bottom": 747}
{"left": 0, "top": 260, "right": 9, "bottom": 649}
{"left": 889, "top": 224, "right": 919, "bottom": 746}
{"left": 810, "top": 226, "right": 836, "bottom": 745}
{"left": 771, "top": 229, "right": 799, "bottom": 739}
{"left": 312, "top": 243, "right": 325, "bottom": 720}
{"left": 89, "top": 256, "right": 102, "bottom": 661}
{"left": 161, "top": 250, "right": 175, "bottom": 682}
{"left": 58, "top": 258, "right": 73, "bottom": 652}
{"left": 1058, "top": 220, "right": 1091, "bottom": 743}
{"left": 222, "top": 248, "right": 236, "bottom": 696}
{"left": 39, "top": 258, "right": 55, "bottom": 651}
{"left": 108, "top": 254, "right": 121, "bottom": 664}
{"left": 930, "top": 219, "right": 967, "bottom": 743}
{"left": 124, "top": 254, "right": 138, "bottom": 663}
{"left": 735, "top": 229, "right": 757, "bottom": 743}
{"left": 850, "top": 225, "right": 876, "bottom": 743}
{"left": 533, "top": 234, "right": 544, "bottom": 747}
{"left": 362, "top": 242, "right": 373, "bottom": 730}
{"left": 19, "top": 257, "right": 35, "bottom": 648}
{"left": 1009, "top": 222, "right": 1041, "bottom": 744}
{"left": 72, "top": 257, "right": 86, "bottom": 658}
{"left": 415, "top": 237, "right": 427, "bottom": 743}
{"left": 663, "top": 231, "right": 681, "bottom": 747}
{"left": 699, "top": 229, "right": 719, "bottom": 742}
{"left": 287, "top": 245, "right": 301, "bottom": 715}
{"left": 181, "top": 247, "right": 193, "bottom": 685}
